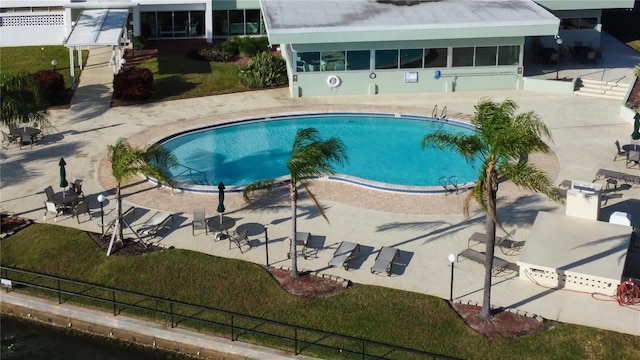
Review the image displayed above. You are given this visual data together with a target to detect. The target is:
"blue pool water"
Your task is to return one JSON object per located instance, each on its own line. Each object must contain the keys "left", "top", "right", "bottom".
{"left": 159, "top": 113, "right": 478, "bottom": 190}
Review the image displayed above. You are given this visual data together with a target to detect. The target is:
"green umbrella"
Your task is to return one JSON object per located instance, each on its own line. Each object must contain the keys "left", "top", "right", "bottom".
{"left": 632, "top": 112, "right": 640, "bottom": 142}
{"left": 217, "top": 181, "right": 225, "bottom": 224}
{"left": 59, "top": 157, "right": 68, "bottom": 189}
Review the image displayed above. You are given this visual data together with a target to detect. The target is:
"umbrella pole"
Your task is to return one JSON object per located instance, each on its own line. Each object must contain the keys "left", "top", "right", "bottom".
{"left": 219, "top": 213, "right": 223, "bottom": 224}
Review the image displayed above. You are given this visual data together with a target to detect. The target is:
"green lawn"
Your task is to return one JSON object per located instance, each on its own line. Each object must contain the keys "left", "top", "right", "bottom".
{"left": 1, "top": 224, "right": 639, "bottom": 360}
{"left": 0, "top": 46, "right": 87, "bottom": 89}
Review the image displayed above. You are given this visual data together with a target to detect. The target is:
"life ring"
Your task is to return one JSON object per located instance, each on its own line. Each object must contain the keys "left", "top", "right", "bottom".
{"left": 327, "top": 75, "right": 341, "bottom": 88}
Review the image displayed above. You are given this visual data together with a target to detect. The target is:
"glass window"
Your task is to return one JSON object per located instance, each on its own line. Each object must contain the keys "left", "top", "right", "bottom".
{"left": 475, "top": 46, "right": 497, "bottom": 66}
{"left": 561, "top": 18, "right": 579, "bottom": 30}
{"left": 189, "top": 11, "right": 205, "bottom": 37}
{"left": 423, "top": 48, "right": 447, "bottom": 68}
{"left": 580, "top": 17, "right": 598, "bottom": 29}
{"left": 498, "top": 45, "right": 519, "bottom": 65}
{"left": 452, "top": 47, "right": 474, "bottom": 67}
{"left": 156, "top": 12, "right": 173, "bottom": 38}
{"left": 174, "top": 11, "right": 189, "bottom": 38}
{"left": 229, "top": 10, "right": 244, "bottom": 35}
{"left": 322, "top": 51, "right": 346, "bottom": 71}
{"left": 213, "top": 10, "right": 228, "bottom": 36}
{"left": 347, "top": 50, "right": 370, "bottom": 71}
{"left": 375, "top": 49, "right": 398, "bottom": 70}
{"left": 298, "top": 52, "right": 321, "bottom": 72}
{"left": 246, "top": 9, "right": 261, "bottom": 35}
{"left": 140, "top": 12, "right": 157, "bottom": 38}
{"left": 400, "top": 49, "right": 423, "bottom": 69}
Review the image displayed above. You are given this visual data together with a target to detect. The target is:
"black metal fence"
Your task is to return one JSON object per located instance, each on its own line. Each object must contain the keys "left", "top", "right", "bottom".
{"left": 0, "top": 266, "right": 456, "bottom": 360}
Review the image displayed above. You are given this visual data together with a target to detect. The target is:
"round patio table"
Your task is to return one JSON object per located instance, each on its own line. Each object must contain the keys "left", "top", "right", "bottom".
{"left": 208, "top": 216, "right": 236, "bottom": 240}
{"left": 10, "top": 126, "right": 41, "bottom": 139}
{"left": 622, "top": 144, "right": 640, "bottom": 152}
{"left": 51, "top": 191, "right": 79, "bottom": 207}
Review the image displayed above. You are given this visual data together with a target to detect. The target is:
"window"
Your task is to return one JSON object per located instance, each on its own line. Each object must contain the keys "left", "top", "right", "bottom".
{"left": 375, "top": 49, "right": 398, "bottom": 70}
{"left": 400, "top": 49, "right": 423, "bottom": 69}
{"left": 213, "top": 10, "right": 228, "bottom": 36}
{"left": 498, "top": 45, "right": 519, "bottom": 65}
{"left": 423, "top": 48, "right": 447, "bottom": 68}
{"left": 579, "top": 17, "right": 598, "bottom": 29}
{"left": 347, "top": 50, "right": 370, "bottom": 70}
{"left": 475, "top": 46, "right": 497, "bottom": 66}
{"left": 322, "top": 51, "right": 346, "bottom": 71}
{"left": 561, "top": 17, "right": 598, "bottom": 30}
{"left": 298, "top": 52, "right": 321, "bottom": 72}
{"left": 561, "top": 18, "right": 580, "bottom": 30}
{"left": 229, "top": 10, "right": 244, "bottom": 35}
{"left": 245, "top": 9, "right": 261, "bottom": 34}
{"left": 452, "top": 47, "right": 474, "bottom": 67}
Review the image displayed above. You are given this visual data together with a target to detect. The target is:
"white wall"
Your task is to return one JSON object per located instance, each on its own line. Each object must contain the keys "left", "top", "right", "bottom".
{"left": 0, "top": 11, "right": 67, "bottom": 47}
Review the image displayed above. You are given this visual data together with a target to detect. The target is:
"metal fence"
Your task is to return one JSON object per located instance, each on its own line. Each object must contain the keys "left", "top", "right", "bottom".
{"left": 0, "top": 266, "right": 456, "bottom": 360}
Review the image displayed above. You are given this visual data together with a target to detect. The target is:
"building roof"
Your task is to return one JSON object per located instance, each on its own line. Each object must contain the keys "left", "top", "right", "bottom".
{"left": 262, "top": 0, "right": 560, "bottom": 44}
{"left": 64, "top": 9, "right": 128, "bottom": 47}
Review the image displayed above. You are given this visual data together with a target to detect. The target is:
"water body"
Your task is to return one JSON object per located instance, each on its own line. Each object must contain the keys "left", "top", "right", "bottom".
{"left": 1, "top": 315, "right": 198, "bottom": 360}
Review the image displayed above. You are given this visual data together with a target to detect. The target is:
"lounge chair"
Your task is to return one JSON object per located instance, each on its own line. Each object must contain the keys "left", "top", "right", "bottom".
{"left": 103, "top": 206, "right": 135, "bottom": 235}
{"left": 593, "top": 169, "right": 640, "bottom": 185}
{"left": 192, "top": 208, "right": 207, "bottom": 236}
{"left": 229, "top": 229, "right": 249, "bottom": 253}
{"left": 328, "top": 241, "right": 361, "bottom": 270}
{"left": 614, "top": 140, "right": 627, "bottom": 161}
{"left": 136, "top": 211, "right": 173, "bottom": 238}
{"left": 457, "top": 248, "right": 519, "bottom": 276}
{"left": 371, "top": 246, "right": 400, "bottom": 276}
{"left": 468, "top": 231, "right": 523, "bottom": 256}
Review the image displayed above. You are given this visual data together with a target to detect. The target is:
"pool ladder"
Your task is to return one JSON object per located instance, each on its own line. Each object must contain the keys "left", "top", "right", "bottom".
{"left": 439, "top": 176, "right": 459, "bottom": 195}
{"left": 431, "top": 105, "right": 448, "bottom": 121}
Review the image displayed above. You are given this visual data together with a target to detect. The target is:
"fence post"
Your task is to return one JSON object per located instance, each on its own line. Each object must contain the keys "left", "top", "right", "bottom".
{"left": 57, "top": 279, "right": 61, "bottom": 304}
{"left": 295, "top": 328, "right": 298, "bottom": 355}
{"left": 112, "top": 291, "right": 117, "bottom": 315}
{"left": 362, "top": 341, "right": 365, "bottom": 359}
{"left": 170, "top": 303, "right": 174, "bottom": 328}
{"left": 231, "top": 315, "right": 235, "bottom": 341}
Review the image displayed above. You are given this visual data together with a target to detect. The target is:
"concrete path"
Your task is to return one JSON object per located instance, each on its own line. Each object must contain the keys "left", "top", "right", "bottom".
{"left": 2, "top": 38, "right": 640, "bottom": 359}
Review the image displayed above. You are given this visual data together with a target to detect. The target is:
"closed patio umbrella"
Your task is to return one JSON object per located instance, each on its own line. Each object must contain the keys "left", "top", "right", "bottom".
{"left": 59, "top": 157, "right": 68, "bottom": 194}
{"left": 217, "top": 181, "right": 225, "bottom": 224}
{"left": 632, "top": 112, "right": 640, "bottom": 145}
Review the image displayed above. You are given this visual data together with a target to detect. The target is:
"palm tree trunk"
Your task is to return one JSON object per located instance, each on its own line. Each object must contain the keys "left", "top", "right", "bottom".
{"left": 290, "top": 184, "right": 299, "bottom": 278}
{"left": 480, "top": 172, "right": 499, "bottom": 320}
{"left": 116, "top": 183, "right": 124, "bottom": 245}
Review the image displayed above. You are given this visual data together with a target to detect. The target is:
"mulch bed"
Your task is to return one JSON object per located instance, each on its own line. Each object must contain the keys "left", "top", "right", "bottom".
{"left": 269, "top": 268, "right": 346, "bottom": 298}
{"left": 87, "top": 232, "right": 167, "bottom": 256}
{"left": 0, "top": 214, "right": 31, "bottom": 238}
{"left": 452, "top": 303, "right": 556, "bottom": 339}
{"left": 628, "top": 77, "right": 640, "bottom": 109}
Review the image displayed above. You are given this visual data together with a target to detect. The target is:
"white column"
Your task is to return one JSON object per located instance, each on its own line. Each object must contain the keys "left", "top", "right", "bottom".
{"left": 132, "top": 6, "right": 141, "bottom": 37}
{"left": 205, "top": 0, "right": 213, "bottom": 43}
{"left": 68, "top": 47, "right": 75, "bottom": 89}
{"left": 77, "top": 46, "right": 83, "bottom": 70}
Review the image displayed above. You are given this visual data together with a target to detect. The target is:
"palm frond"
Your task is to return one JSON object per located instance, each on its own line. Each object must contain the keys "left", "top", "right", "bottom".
{"left": 242, "top": 179, "right": 275, "bottom": 202}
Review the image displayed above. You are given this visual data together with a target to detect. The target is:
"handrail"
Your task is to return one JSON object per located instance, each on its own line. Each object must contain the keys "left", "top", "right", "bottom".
{"left": 0, "top": 266, "right": 456, "bottom": 360}
{"left": 432, "top": 104, "right": 438, "bottom": 119}
{"left": 440, "top": 106, "right": 447, "bottom": 121}
{"left": 172, "top": 163, "right": 209, "bottom": 184}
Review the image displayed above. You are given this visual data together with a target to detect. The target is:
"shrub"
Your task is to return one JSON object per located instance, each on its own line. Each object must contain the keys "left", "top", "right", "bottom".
{"left": 239, "top": 52, "right": 287, "bottom": 89}
{"left": 191, "top": 45, "right": 233, "bottom": 62}
{"left": 219, "top": 37, "right": 241, "bottom": 57}
{"left": 238, "top": 36, "right": 270, "bottom": 57}
{"left": 32, "top": 70, "right": 66, "bottom": 105}
{"left": 133, "top": 36, "right": 147, "bottom": 51}
{"left": 113, "top": 66, "right": 153, "bottom": 101}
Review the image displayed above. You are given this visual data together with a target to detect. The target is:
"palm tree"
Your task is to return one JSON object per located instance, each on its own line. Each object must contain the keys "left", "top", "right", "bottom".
{"left": 107, "top": 138, "right": 178, "bottom": 255}
{"left": 0, "top": 72, "right": 49, "bottom": 126}
{"left": 421, "top": 98, "right": 560, "bottom": 320}
{"left": 243, "top": 128, "right": 348, "bottom": 278}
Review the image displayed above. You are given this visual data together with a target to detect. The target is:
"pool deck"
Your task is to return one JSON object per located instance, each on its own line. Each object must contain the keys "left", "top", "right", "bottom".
{"left": 2, "top": 39, "right": 640, "bottom": 352}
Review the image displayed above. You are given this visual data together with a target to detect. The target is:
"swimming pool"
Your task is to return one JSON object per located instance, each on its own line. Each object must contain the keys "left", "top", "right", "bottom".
{"left": 158, "top": 113, "right": 478, "bottom": 193}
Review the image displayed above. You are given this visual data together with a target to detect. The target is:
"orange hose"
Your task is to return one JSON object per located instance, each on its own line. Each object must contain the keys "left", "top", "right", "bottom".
{"left": 616, "top": 280, "right": 640, "bottom": 306}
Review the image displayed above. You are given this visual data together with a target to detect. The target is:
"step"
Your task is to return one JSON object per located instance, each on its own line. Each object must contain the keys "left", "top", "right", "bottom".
{"left": 580, "top": 78, "right": 631, "bottom": 89}
{"left": 576, "top": 87, "right": 629, "bottom": 96}
{"left": 573, "top": 91, "right": 625, "bottom": 100}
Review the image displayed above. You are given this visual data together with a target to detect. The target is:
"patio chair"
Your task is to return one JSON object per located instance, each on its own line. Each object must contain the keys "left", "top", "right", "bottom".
{"left": 44, "top": 186, "right": 55, "bottom": 202}
{"left": 328, "top": 241, "right": 361, "bottom": 271}
{"left": 73, "top": 201, "right": 92, "bottom": 224}
{"left": 43, "top": 201, "right": 64, "bottom": 222}
{"left": 1, "top": 131, "right": 16, "bottom": 149}
{"left": 229, "top": 229, "right": 249, "bottom": 253}
{"left": 371, "top": 246, "right": 400, "bottom": 276}
{"left": 626, "top": 150, "right": 640, "bottom": 168}
{"left": 19, "top": 134, "right": 34, "bottom": 149}
{"left": 614, "top": 141, "right": 626, "bottom": 161}
{"left": 192, "top": 208, "right": 207, "bottom": 236}
{"left": 72, "top": 179, "right": 84, "bottom": 198}
{"left": 103, "top": 206, "right": 135, "bottom": 235}
{"left": 136, "top": 211, "right": 173, "bottom": 238}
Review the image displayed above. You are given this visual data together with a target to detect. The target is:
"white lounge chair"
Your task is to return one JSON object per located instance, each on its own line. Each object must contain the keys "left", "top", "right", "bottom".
{"left": 328, "top": 241, "right": 361, "bottom": 270}
{"left": 136, "top": 211, "right": 173, "bottom": 238}
{"left": 371, "top": 246, "right": 400, "bottom": 276}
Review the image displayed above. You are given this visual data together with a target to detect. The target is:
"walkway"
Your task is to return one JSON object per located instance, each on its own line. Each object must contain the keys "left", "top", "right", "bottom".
{"left": 1, "top": 38, "right": 640, "bottom": 358}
